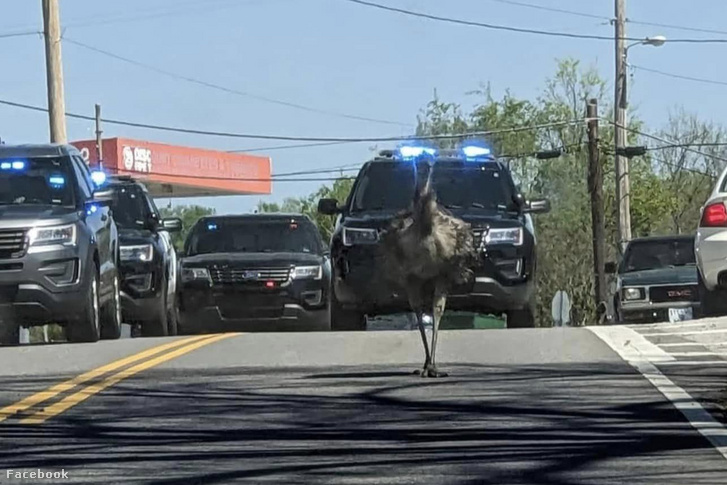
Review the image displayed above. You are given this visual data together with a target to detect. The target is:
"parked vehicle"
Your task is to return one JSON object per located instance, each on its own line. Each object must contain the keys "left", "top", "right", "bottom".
{"left": 107, "top": 175, "right": 182, "bottom": 337}
{"left": 177, "top": 213, "right": 331, "bottom": 333}
{"left": 607, "top": 235, "right": 699, "bottom": 324}
{"left": 317, "top": 145, "right": 550, "bottom": 330}
{"left": 0, "top": 144, "right": 120, "bottom": 344}
{"left": 695, "top": 170, "right": 727, "bottom": 316}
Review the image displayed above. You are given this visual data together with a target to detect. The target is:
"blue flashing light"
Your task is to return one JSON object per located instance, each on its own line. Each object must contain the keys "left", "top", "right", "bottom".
{"left": 207, "top": 222, "right": 218, "bottom": 231}
{"left": 462, "top": 146, "right": 491, "bottom": 158}
{"left": 86, "top": 204, "right": 99, "bottom": 216}
{"left": 90, "top": 170, "right": 107, "bottom": 186}
{"left": 0, "top": 162, "right": 10, "bottom": 170}
{"left": 49, "top": 175, "right": 65, "bottom": 186}
{"left": 11, "top": 160, "right": 25, "bottom": 170}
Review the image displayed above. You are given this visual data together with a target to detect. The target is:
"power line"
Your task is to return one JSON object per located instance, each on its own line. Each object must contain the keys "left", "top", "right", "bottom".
{"left": 486, "top": 0, "right": 727, "bottom": 37}
{"left": 107, "top": 166, "right": 355, "bottom": 183}
{"left": 63, "top": 38, "right": 412, "bottom": 128}
{"left": 229, "top": 141, "right": 353, "bottom": 153}
{"left": 630, "top": 64, "right": 727, "bottom": 87}
{"left": 0, "top": 30, "right": 40, "bottom": 40}
{"left": 343, "top": 0, "right": 727, "bottom": 43}
{"left": 0, "top": 97, "right": 586, "bottom": 142}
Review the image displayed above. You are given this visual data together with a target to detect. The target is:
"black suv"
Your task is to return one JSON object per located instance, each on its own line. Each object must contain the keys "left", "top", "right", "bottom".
{"left": 318, "top": 151, "right": 550, "bottom": 330}
{"left": 0, "top": 144, "right": 121, "bottom": 344}
{"left": 107, "top": 176, "right": 182, "bottom": 337}
{"left": 178, "top": 213, "right": 331, "bottom": 333}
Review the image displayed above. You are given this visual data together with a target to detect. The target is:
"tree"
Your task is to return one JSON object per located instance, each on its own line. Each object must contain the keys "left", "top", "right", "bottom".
{"left": 160, "top": 204, "right": 215, "bottom": 251}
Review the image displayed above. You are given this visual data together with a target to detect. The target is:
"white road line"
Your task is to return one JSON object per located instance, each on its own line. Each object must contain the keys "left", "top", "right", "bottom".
{"left": 657, "top": 361, "right": 727, "bottom": 366}
{"left": 590, "top": 326, "right": 727, "bottom": 460}
{"left": 635, "top": 319, "right": 726, "bottom": 330}
{"left": 658, "top": 342, "right": 727, "bottom": 348}
{"left": 669, "top": 352, "right": 724, "bottom": 358}
{"left": 641, "top": 329, "right": 727, "bottom": 337}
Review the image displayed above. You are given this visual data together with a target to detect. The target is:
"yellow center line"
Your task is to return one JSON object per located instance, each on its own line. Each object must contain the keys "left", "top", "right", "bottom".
{"left": 0, "top": 334, "right": 212, "bottom": 423}
{"left": 21, "top": 332, "right": 239, "bottom": 425}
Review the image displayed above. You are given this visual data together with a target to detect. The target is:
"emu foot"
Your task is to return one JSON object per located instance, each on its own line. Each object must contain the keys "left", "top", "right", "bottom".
{"left": 414, "top": 366, "right": 448, "bottom": 378}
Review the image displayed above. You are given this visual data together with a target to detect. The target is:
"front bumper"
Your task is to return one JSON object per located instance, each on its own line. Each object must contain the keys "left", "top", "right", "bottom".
{"left": 0, "top": 245, "right": 89, "bottom": 326}
{"left": 119, "top": 261, "right": 164, "bottom": 323}
{"left": 620, "top": 300, "right": 700, "bottom": 324}
{"left": 178, "top": 279, "right": 330, "bottom": 333}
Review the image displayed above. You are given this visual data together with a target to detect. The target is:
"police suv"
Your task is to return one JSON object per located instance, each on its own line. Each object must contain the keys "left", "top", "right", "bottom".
{"left": 317, "top": 143, "right": 550, "bottom": 330}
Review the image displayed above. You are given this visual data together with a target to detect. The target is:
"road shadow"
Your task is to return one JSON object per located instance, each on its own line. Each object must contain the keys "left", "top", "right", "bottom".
{"left": 1, "top": 363, "right": 726, "bottom": 484}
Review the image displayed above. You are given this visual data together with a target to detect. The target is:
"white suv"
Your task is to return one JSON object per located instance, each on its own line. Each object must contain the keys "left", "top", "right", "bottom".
{"left": 695, "top": 166, "right": 727, "bottom": 316}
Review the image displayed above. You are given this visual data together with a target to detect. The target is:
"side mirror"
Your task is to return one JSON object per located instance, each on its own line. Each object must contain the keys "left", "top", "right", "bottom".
{"left": 160, "top": 217, "right": 183, "bottom": 233}
{"left": 90, "top": 188, "right": 114, "bottom": 205}
{"left": 318, "top": 198, "right": 340, "bottom": 216}
{"left": 605, "top": 262, "right": 618, "bottom": 274}
{"left": 525, "top": 199, "right": 551, "bottom": 214}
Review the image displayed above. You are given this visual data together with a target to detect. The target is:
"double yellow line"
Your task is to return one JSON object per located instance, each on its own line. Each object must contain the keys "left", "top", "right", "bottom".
{"left": 0, "top": 333, "right": 238, "bottom": 425}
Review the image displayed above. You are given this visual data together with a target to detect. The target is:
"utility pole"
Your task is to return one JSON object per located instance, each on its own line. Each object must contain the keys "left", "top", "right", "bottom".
{"left": 614, "top": 0, "right": 631, "bottom": 252}
{"left": 587, "top": 99, "right": 606, "bottom": 309}
{"left": 95, "top": 104, "right": 103, "bottom": 167}
{"left": 42, "top": 0, "right": 67, "bottom": 143}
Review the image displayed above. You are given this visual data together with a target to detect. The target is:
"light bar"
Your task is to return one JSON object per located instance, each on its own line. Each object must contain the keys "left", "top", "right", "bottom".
{"left": 49, "top": 175, "right": 65, "bottom": 186}
{"left": 462, "top": 146, "right": 491, "bottom": 158}
{"left": 90, "top": 170, "right": 107, "bottom": 186}
{"left": 398, "top": 145, "right": 437, "bottom": 159}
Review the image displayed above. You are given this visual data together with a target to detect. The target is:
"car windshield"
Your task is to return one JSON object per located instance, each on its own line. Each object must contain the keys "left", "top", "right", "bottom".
{"left": 0, "top": 157, "right": 76, "bottom": 207}
{"left": 622, "top": 238, "right": 696, "bottom": 272}
{"left": 350, "top": 160, "right": 513, "bottom": 212}
{"left": 109, "top": 184, "right": 153, "bottom": 229}
{"left": 187, "top": 220, "right": 322, "bottom": 255}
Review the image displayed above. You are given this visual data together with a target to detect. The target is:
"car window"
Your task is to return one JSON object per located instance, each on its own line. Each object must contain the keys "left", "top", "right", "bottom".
{"left": 69, "top": 157, "right": 93, "bottom": 199}
{"left": 109, "top": 184, "right": 153, "bottom": 229}
{"left": 622, "top": 239, "right": 696, "bottom": 272}
{"left": 0, "top": 156, "right": 77, "bottom": 207}
{"left": 187, "top": 219, "right": 322, "bottom": 256}
{"left": 431, "top": 162, "right": 515, "bottom": 211}
{"left": 350, "top": 162, "right": 421, "bottom": 212}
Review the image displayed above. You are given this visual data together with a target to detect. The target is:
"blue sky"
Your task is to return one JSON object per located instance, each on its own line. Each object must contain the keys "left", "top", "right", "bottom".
{"left": 1, "top": 0, "right": 726, "bottom": 214}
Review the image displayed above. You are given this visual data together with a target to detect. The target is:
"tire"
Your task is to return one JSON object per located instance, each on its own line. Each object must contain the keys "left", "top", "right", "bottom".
{"left": 166, "top": 297, "right": 179, "bottom": 337}
{"left": 141, "top": 288, "right": 169, "bottom": 338}
{"left": 330, "top": 293, "right": 366, "bottom": 331}
{"left": 67, "top": 270, "right": 101, "bottom": 343}
{"left": 100, "top": 274, "right": 122, "bottom": 340}
{"left": 0, "top": 319, "right": 19, "bottom": 346}
{"left": 698, "top": 271, "right": 727, "bottom": 318}
{"left": 506, "top": 303, "right": 536, "bottom": 328}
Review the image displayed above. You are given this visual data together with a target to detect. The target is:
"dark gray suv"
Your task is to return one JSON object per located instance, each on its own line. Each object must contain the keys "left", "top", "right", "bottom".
{"left": 0, "top": 144, "right": 121, "bottom": 344}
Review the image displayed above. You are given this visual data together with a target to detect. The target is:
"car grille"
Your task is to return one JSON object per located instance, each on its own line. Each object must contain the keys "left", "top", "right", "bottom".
{"left": 218, "top": 294, "right": 285, "bottom": 319}
{"left": 210, "top": 267, "right": 291, "bottom": 285}
{"left": 649, "top": 285, "right": 699, "bottom": 303}
{"left": 0, "top": 229, "right": 27, "bottom": 259}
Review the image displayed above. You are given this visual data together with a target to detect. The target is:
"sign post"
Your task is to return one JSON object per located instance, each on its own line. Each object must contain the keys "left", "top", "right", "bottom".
{"left": 551, "top": 291, "right": 572, "bottom": 327}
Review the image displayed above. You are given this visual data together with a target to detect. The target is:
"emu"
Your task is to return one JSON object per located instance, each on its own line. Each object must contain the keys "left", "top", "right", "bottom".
{"left": 379, "top": 171, "right": 478, "bottom": 378}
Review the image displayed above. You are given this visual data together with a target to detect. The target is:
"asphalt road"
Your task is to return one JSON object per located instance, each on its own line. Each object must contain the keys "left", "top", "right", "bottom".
{"left": 1, "top": 320, "right": 726, "bottom": 484}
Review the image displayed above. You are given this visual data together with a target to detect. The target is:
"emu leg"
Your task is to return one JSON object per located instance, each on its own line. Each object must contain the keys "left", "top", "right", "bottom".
{"left": 413, "top": 311, "right": 432, "bottom": 375}
{"left": 425, "top": 285, "right": 448, "bottom": 378}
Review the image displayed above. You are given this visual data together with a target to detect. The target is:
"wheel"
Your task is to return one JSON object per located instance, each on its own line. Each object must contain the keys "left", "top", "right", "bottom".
{"left": 506, "top": 303, "right": 536, "bottom": 328}
{"left": 0, "top": 318, "right": 19, "bottom": 346}
{"left": 100, "top": 273, "right": 122, "bottom": 340}
{"left": 67, "top": 269, "right": 101, "bottom": 343}
{"left": 697, "top": 271, "right": 727, "bottom": 317}
{"left": 330, "top": 292, "right": 366, "bottom": 331}
{"left": 166, "top": 297, "right": 179, "bottom": 337}
{"left": 141, "top": 289, "right": 169, "bottom": 337}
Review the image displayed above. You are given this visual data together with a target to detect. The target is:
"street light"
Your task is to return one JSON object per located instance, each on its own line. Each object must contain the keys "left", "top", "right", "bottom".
{"left": 614, "top": 35, "right": 666, "bottom": 251}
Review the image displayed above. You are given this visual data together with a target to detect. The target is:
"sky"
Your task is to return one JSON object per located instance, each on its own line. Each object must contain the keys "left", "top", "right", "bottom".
{"left": 1, "top": 0, "right": 727, "bottom": 214}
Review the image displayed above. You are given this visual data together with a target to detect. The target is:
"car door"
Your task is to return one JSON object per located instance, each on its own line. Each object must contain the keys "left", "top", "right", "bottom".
{"left": 144, "top": 190, "right": 176, "bottom": 298}
{"left": 70, "top": 157, "right": 116, "bottom": 293}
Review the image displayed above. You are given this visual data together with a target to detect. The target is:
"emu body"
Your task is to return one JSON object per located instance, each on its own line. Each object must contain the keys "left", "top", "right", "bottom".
{"left": 379, "top": 178, "right": 478, "bottom": 377}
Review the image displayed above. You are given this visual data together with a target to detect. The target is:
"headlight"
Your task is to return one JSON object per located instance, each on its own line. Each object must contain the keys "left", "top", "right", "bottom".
{"left": 181, "top": 267, "right": 211, "bottom": 283}
{"left": 120, "top": 244, "right": 154, "bottom": 262}
{"left": 292, "top": 265, "right": 322, "bottom": 280}
{"left": 622, "top": 287, "right": 645, "bottom": 301}
{"left": 342, "top": 227, "right": 378, "bottom": 246}
{"left": 28, "top": 224, "right": 77, "bottom": 247}
{"left": 485, "top": 227, "right": 523, "bottom": 246}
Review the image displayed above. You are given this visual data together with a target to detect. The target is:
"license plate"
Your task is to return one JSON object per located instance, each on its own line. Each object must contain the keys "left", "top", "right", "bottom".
{"left": 668, "top": 307, "right": 693, "bottom": 323}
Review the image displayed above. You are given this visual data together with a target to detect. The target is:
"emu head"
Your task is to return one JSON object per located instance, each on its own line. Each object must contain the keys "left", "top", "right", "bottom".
{"left": 411, "top": 176, "right": 438, "bottom": 236}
